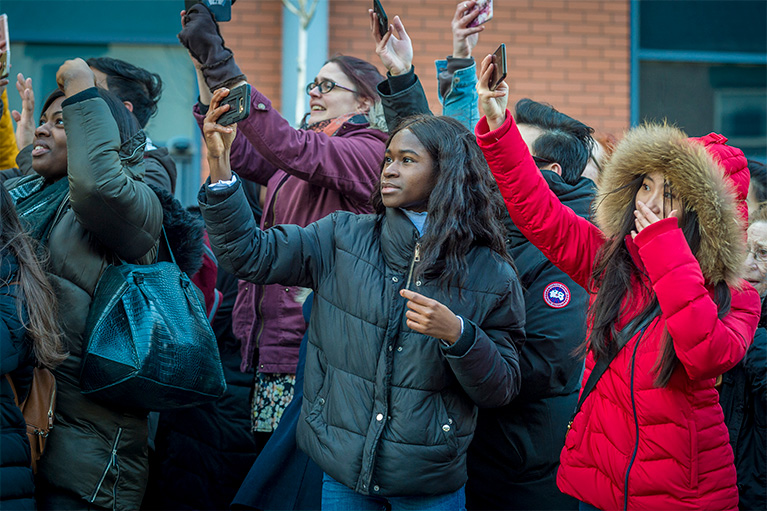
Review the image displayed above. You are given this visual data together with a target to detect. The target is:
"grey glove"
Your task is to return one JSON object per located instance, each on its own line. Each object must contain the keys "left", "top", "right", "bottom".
{"left": 178, "top": 3, "right": 247, "bottom": 92}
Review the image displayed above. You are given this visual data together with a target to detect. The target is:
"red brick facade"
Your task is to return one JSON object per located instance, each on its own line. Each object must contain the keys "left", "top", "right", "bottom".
{"left": 222, "top": 0, "right": 630, "bottom": 135}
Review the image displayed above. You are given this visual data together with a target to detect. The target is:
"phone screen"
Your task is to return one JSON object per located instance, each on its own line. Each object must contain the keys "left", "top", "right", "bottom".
{"left": 490, "top": 43, "right": 506, "bottom": 91}
{"left": 373, "top": 0, "right": 388, "bottom": 38}
{"left": 468, "top": 0, "right": 493, "bottom": 28}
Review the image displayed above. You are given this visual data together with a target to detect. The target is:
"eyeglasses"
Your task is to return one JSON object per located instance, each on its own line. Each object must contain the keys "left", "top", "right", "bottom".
{"left": 305, "top": 79, "right": 357, "bottom": 96}
{"left": 746, "top": 244, "right": 767, "bottom": 263}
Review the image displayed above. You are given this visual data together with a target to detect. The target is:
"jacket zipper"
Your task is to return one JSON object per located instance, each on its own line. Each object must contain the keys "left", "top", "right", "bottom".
{"left": 90, "top": 427, "right": 123, "bottom": 507}
{"left": 404, "top": 243, "right": 421, "bottom": 290}
{"left": 623, "top": 328, "right": 646, "bottom": 511}
{"left": 45, "top": 382, "right": 55, "bottom": 433}
{"left": 254, "top": 175, "right": 290, "bottom": 357}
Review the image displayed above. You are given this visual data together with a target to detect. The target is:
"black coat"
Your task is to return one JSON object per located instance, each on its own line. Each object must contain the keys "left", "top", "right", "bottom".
{"left": 200, "top": 179, "right": 525, "bottom": 497}
{"left": 467, "top": 171, "right": 595, "bottom": 510}
{"left": 720, "top": 298, "right": 767, "bottom": 511}
{"left": 0, "top": 254, "right": 35, "bottom": 510}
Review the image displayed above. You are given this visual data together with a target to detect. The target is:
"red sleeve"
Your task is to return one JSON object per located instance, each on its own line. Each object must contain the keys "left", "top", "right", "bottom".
{"left": 635, "top": 217, "right": 762, "bottom": 379}
{"left": 476, "top": 112, "right": 605, "bottom": 289}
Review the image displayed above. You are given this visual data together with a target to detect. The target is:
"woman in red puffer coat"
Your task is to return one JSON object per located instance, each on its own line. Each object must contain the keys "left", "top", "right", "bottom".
{"left": 474, "top": 55, "right": 761, "bottom": 510}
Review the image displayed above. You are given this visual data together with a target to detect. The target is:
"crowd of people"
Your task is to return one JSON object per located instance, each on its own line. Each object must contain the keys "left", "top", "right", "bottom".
{"left": 0, "top": 1, "right": 765, "bottom": 510}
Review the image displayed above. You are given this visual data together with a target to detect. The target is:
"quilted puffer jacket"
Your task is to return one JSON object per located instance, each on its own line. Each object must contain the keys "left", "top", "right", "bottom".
{"left": 200, "top": 178, "right": 525, "bottom": 498}
{"left": 6, "top": 88, "right": 162, "bottom": 511}
{"left": 478, "top": 114, "right": 761, "bottom": 510}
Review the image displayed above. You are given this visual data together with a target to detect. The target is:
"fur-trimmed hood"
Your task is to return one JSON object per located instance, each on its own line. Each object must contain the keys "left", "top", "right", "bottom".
{"left": 594, "top": 123, "right": 745, "bottom": 286}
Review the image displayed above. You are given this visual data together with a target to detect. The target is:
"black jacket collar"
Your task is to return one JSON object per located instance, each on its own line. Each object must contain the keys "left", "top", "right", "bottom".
{"left": 380, "top": 208, "right": 420, "bottom": 273}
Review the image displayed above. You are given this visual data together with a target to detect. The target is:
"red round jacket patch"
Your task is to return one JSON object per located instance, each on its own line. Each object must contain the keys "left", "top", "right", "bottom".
{"left": 543, "top": 282, "right": 571, "bottom": 308}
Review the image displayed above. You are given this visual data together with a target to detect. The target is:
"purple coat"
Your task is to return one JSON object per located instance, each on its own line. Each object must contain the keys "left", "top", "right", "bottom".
{"left": 195, "top": 86, "right": 387, "bottom": 373}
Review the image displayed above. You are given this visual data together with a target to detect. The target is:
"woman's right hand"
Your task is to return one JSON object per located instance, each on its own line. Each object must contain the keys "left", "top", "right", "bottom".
{"left": 11, "top": 73, "right": 35, "bottom": 150}
{"left": 370, "top": 12, "right": 413, "bottom": 77}
{"left": 452, "top": 1, "right": 484, "bottom": 59}
{"left": 203, "top": 88, "right": 237, "bottom": 182}
{"left": 477, "top": 53, "right": 509, "bottom": 131}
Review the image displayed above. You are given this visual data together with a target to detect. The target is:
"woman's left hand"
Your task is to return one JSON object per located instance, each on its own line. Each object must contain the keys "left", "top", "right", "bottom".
{"left": 56, "top": 58, "right": 96, "bottom": 97}
{"left": 400, "top": 289, "right": 463, "bottom": 345}
{"left": 370, "top": 12, "right": 413, "bottom": 77}
{"left": 631, "top": 200, "right": 681, "bottom": 238}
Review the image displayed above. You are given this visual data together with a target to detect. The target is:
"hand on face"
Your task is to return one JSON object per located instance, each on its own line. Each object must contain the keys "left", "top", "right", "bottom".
{"left": 452, "top": 1, "right": 484, "bottom": 59}
{"left": 631, "top": 200, "right": 681, "bottom": 239}
{"left": 56, "top": 58, "right": 96, "bottom": 97}
{"left": 400, "top": 289, "right": 463, "bottom": 345}
{"left": 477, "top": 54, "right": 508, "bottom": 131}
{"left": 369, "top": 12, "right": 412, "bottom": 77}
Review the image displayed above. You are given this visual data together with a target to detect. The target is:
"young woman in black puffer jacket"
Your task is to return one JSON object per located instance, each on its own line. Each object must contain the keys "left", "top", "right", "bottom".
{"left": 199, "top": 88, "right": 524, "bottom": 509}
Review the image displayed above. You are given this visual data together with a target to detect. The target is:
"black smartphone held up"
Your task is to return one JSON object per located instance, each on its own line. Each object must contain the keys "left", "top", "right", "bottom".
{"left": 489, "top": 43, "right": 507, "bottom": 91}
{"left": 217, "top": 83, "right": 251, "bottom": 126}
{"left": 184, "top": 0, "right": 233, "bottom": 22}
{"left": 373, "top": 0, "right": 388, "bottom": 38}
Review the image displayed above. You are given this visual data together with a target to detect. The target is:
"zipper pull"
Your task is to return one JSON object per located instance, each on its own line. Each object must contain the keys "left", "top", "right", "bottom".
{"left": 405, "top": 242, "right": 421, "bottom": 290}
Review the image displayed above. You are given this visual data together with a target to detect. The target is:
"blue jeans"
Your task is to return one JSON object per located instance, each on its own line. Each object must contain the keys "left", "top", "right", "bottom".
{"left": 322, "top": 473, "right": 466, "bottom": 511}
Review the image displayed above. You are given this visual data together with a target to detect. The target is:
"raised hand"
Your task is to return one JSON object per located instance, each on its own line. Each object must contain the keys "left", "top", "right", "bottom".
{"left": 369, "top": 11, "right": 413, "bottom": 77}
{"left": 452, "top": 1, "right": 484, "bottom": 59}
{"left": 203, "top": 87, "right": 237, "bottom": 182}
{"left": 56, "top": 58, "right": 96, "bottom": 97}
{"left": 11, "top": 73, "right": 35, "bottom": 150}
{"left": 400, "top": 289, "right": 463, "bottom": 345}
{"left": 477, "top": 53, "right": 509, "bottom": 131}
{"left": 631, "top": 200, "right": 681, "bottom": 239}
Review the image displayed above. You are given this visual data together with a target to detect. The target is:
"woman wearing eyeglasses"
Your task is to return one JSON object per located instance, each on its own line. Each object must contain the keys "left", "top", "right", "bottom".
{"left": 178, "top": 5, "right": 387, "bottom": 453}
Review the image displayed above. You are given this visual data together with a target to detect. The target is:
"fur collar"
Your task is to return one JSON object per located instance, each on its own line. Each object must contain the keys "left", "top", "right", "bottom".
{"left": 594, "top": 123, "right": 745, "bottom": 286}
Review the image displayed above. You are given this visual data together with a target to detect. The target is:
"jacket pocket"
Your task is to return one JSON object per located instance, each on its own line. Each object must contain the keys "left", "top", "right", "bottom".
{"left": 305, "top": 366, "right": 333, "bottom": 435}
{"left": 437, "top": 394, "right": 458, "bottom": 458}
{"left": 89, "top": 427, "right": 123, "bottom": 511}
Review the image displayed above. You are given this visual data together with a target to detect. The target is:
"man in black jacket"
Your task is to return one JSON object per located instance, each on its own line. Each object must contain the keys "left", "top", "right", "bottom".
{"left": 370, "top": 8, "right": 596, "bottom": 509}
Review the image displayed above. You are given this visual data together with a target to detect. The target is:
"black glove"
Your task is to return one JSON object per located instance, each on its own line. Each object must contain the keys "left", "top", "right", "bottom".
{"left": 178, "top": 3, "right": 247, "bottom": 92}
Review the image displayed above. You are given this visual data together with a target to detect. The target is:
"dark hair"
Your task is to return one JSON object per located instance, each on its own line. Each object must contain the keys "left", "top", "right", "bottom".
{"left": 514, "top": 98, "right": 594, "bottom": 185}
{"left": 41, "top": 88, "right": 141, "bottom": 150}
{"left": 748, "top": 159, "right": 767, "bottom": 204}
{"left": 587, "top": 177, "right": 731, "bottom": 387}
{"left": 86, "top": 57, "right": 163, "bottom": 128}
{"left": 372, "top": 115, "right": 512, "bottom": 289}
{"left": 326, "top": 55, "right": 383, "bottom": 105}
{"left": 0, "top": 187, "right": 66, "bottom": 368}
{"left": 41, "top": 89, "right": 65, "bottom": 114}
{"left": 95, "top": 89, "right": 142, "bottom": 144}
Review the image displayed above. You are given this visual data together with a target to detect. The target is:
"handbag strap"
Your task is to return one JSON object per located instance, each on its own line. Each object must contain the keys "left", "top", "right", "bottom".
{"left": 568, "top": 302, "right": 661, "bottom": 430}
{"left": 160, "top": 226, "right": 178, "bottom": 266}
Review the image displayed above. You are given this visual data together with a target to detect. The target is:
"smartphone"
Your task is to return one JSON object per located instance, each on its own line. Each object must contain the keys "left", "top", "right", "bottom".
{"left": 489, "top": 43, "right": 506, "bottom": 91}
{"left": 0, "top": 14, "right": 9, "bottom": 80}
{"left": 468, "top": 0, "right": 493, "bottom": 28}
{"left": 217, "top": 83, "right": 251, "bottom": 126}
{"left": 373, "top": 0, "right": 388, "bottom": 38}
{"left": 184, "top": 0, "right": 232, "bottom": 23}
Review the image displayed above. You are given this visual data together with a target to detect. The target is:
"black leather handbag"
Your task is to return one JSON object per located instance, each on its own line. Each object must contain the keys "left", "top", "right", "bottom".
{"left": 80, "top": 228, "right": 226, "bottom": 411}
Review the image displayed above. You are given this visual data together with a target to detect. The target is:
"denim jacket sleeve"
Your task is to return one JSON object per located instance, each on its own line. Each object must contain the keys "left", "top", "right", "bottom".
{"left": 436, "top": 58, "right": 479, "bottom": 131}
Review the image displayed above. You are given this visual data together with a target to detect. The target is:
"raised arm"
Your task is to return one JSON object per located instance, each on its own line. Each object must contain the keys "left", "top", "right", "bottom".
{"left": 370, "top": 11, "right": 432, "bottom": 131}
{"left": 436, "top": 1, "right": 484, "bottom": 130}
{"left": 475, "top": 55, "right": 604, "bottom": 288}
{"left": 59, "top": 59, "right": 161, "bottom": 261}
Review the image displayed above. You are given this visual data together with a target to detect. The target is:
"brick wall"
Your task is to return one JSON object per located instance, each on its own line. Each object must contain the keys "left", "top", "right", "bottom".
{"left": 223, "top": 0, "right": 630, "bottom": 135}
